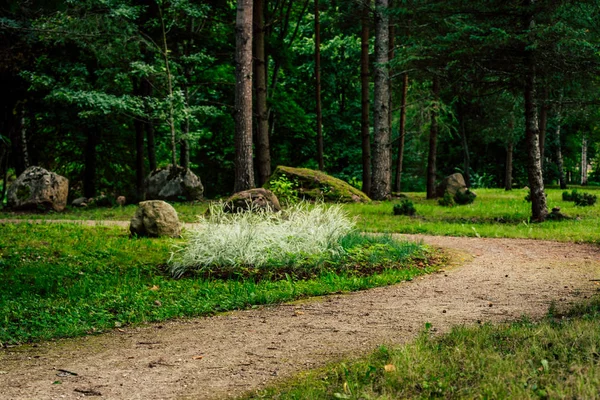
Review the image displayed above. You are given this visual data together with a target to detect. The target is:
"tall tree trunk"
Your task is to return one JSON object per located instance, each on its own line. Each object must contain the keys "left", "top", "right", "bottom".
{"left": 505, "top": 142, "right": 513, "bottom": 191}
{"left": 84, "top": 127, "right": 98, "bottom": 199}
{"left": 457, "top": 98, "right": 470, "bottom": 187}
{"left": 158, "top": 4, "right": 177, "bottom": 167}
{"left": 142, "top": 78, "right": 157, "bottom": 172}
{"left": 523, "top": 1, "right": 547, "bottom": 222}
{"left": 134, "top": 118, "right": 145, "bottom": 201}
{"left": 234, "top": 0, "right": 255, "bottom": 192}
{"left": 388, "top": 10, "right": 395, "bottom": 173}
{"left": 393, "top": 72, "right": 408, "bottom": 192}
{"left": 426, "top": 76, "right": 440, "bottom": 199}
{"left": 1, "top": 147, "right": 7, "bottom": 206}
{"left": 314, "top": 0, "right": 324, "bottom": 170}
{"left": 554, "top": 96, "right": 566, "bottom": 189}
{"left": 581, "top": 134, "right": 588, "bottom": 186}
{"left": 538, "top": 87, "right": 548, "bottom": 171}
{"left": 360, "top": 1, "right": 371, "bottom": 195}
{"left": 254, "top": 0, "right": 271, "bottom": 186}
{"left": 370, "top": 0, "right": 391, "bottom": 200}
{"left": 180, "top": 82, "right": 190, "bottom": 169}
{"left": 20, "top": 104, "right": 30, "bottom": 170}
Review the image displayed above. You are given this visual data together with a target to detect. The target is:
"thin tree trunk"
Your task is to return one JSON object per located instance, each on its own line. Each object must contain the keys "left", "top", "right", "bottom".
{"left": 254, "top": 0, "right": 271, "bottom": 186}
{"left": 142, "top": 78, "right": 157, "bottom": 172}
{"left": 538, "top": 87, "right": 548, "bottom": 171}
{"left": 555, "top": 121, "right": 566, "bottom": 190}
{"left": 180, "top": 84, "right": 190, "bottom": 169}
{"left": 523, "top": 0, "right": 547, "bottom": 222}
{"left": 370, "top": 0, "right": 391, "bottom": 200}
{"left": 393, "top": 72, "right": 408, "bottom": 192}
{"left": 505, "top": 142, "right": 513, "bottom": 191}
{"left": 388, "top": 11, "right": 395, "bottom": 174}
{"left": 581, "top": 134, "right": 588, "bottom": 186}
{"left": 20, "top": 104, "right": 30, "bottom": 170}
{"left": 84, "top": 127, "right": 97, "bottom": 199}
{"left": 360, "top": 1, "right": 371, "bottom": 195}
{"left": 315, "top": 0, "right": 324, "bottom": 170}
{"left": 234, "top": 0, "right": 255, "bottom": 192}
{"left": 158, "top": 4, "right": 177, "bottom": 167}
{"left": 457, "top": 98, "right": 470, "bottom": 187}
{"left": 134, "top": 117, "right": 145, "bottom": 201}
{"left": 426, "top": 76, "right": 439, "bottom": 199}
{"left": 1, "top": 148, "right": 7, "bottom": 206}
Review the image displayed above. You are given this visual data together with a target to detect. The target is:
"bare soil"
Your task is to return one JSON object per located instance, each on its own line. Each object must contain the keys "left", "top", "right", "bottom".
{"left": 1, "top": 235, "right": 599, "bottom": 400}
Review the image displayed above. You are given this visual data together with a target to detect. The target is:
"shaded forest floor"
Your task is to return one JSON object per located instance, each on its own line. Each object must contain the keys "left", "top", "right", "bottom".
{"left": 1, "top": 233, "right": 599, "bottom": 399}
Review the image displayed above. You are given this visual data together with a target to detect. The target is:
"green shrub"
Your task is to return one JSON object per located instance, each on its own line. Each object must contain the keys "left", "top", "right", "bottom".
{"left": 267, "top": 173, "right": 299, "bottom": 204}
{"left": 438, "top": 191, "right": 454, "bottom": 207}
{"left": 393, "top": 200, "right": 416, "bottom": 216}
{"left": 574, "top": 192, "right": 597, "bottom": 207}
{"left": 454, "top": 189, "right": 476, "bottom": 205}
{"left": 562, "top": 190, "right": 576, "bottom": 201}
{"left": 562, "top": 189, "right": 596, "bottom": 206}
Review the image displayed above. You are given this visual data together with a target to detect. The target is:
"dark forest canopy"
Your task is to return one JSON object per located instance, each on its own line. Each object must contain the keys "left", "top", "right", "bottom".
{"left": 1, "top": 0, "right": 599, "bottom": 218}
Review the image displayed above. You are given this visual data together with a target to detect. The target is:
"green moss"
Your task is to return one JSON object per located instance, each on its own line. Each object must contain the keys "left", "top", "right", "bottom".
{"left": 264, "top": 166, "right": 371, "bottom": 203}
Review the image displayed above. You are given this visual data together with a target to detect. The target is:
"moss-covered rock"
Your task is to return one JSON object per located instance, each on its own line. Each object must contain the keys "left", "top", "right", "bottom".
{"left": 264, "top": 166, "right": 370, "bottom": 203}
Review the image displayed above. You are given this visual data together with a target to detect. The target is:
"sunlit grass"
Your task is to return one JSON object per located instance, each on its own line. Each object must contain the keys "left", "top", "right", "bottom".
{"left": 248, "top": 296, "right": 600, "bottom": 400}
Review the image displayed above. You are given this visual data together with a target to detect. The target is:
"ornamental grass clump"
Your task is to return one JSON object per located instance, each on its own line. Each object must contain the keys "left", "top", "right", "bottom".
{"left": 169, "top": 202, "right": 355, "bottom": 278}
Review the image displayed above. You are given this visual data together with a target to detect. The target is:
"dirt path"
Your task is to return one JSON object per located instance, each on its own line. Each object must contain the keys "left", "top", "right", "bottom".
{"left": 2, "top": 235, "right": 599, "bottom": 400}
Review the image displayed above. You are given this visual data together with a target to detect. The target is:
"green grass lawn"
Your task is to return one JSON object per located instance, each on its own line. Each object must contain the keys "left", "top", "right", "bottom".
{"left": 344, "top": 187, "right": 600, "bottom": 243}
{"left": 248, "top": 298, "right": 600, "bottom": 399}
{"left": 2, "top": 187, "right": 598, "bottom": 242}
{"left": 0, "top": 223, "right": 436, "bottom": 345}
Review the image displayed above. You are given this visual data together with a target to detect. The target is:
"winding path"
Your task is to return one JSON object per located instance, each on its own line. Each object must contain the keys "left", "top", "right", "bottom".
{"left": 1, "top": 234, "right": 599, "bottom": 400}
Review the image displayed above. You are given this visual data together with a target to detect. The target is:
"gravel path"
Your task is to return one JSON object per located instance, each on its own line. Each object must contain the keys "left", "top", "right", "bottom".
{"left": 1, "top": 235, "right": 599, "bottom": 400}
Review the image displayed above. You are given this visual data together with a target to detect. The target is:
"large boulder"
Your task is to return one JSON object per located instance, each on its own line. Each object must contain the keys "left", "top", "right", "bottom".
{"left": 264, "top": 166, "right": 371, "bottom": 203}
{"left": 436, "top": 173, "right": 468, "bottom": 198}
{"left": 129, "top": 200, "right": 181, "bottom": 238}
{"left": 7, "top": 166, "right": 69, "bottom": 212}
{"left": 146, "top": 165, "right": 203, "bottom": 202}
{"left": 224, "top": 188, "right": 281, "bottom": 213}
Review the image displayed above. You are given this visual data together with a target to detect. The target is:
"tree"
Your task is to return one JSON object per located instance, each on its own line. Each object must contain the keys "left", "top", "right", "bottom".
{"left": 360, "top": 0, "right": 371, "bottom": 194}
{"left": 234, "top": 0, "right": 255, "bottom": 192}
{"left": 315, "top": 0, "right": 324, "bottom": 170}
{"left": 370, "top": 0, "right": 391, "bottom": 200}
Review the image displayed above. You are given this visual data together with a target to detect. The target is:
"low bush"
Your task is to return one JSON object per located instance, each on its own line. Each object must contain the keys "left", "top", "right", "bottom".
{"left": 454, "top": 189, "right": 476, "bottom": 205}
{"left": 393, "top": 200, "right": 416, "bottom": 216}
{"left": 438, "top": 191, "right": 454, "bottom": 207}
{"left": 562, "top": 189, "right": 597, "bottom": 206}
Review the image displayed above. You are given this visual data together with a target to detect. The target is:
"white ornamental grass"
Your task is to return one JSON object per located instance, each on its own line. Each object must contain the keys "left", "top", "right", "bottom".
{"left": 168, "top": 202, "right": 355, "bottom": 277}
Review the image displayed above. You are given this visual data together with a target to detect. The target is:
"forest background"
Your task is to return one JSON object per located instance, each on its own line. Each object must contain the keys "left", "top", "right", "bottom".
{"left": 1, "top": 0, "right": 599, "bottom": 213}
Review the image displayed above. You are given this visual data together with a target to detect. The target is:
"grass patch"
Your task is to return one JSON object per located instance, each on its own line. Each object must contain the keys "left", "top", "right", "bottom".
{"left": 345, "top": 187, "right": 600, "bottom": 243}
{"left": 248, "top": 296, "right": 600, "bottom": 400}
{"left": 0, "top": 223, "right": 437, "bottom": 345}
{"left": 0, "top": 202, "right": 209, "bottom": 223}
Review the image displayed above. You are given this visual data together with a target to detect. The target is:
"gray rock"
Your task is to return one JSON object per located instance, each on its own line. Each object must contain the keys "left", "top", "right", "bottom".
{"left": 146, "top": 165, "right": 203, "bottom": 202}
{"left": 129, "top": 200, "right": 181, "bottom": 238}
{"left": 224, "top": 188, "right": 281, "bottom": 213}
{"left": 7, "top": 166, "right": 69, "bottom": 212}
{"left": 436, "top": 173, "right": 468, "bottom": 198}
{"left": 72, "top": 197, "right": 88, "bottom": 207}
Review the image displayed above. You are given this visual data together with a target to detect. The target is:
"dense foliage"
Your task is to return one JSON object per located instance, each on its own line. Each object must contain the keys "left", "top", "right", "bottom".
{"left": 1, "top": 0, "right": 599, "bottom": 202}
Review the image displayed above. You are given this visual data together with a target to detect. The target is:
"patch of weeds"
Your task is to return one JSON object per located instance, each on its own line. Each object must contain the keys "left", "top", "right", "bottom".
{"left": 562, "top": 190, "right": 596, "bottom": 207}
{"left": 266, "top": 173, "right": 299, "bottom": 204}
{"left": 393, "top": 200, "right": 416, "bottom": 216}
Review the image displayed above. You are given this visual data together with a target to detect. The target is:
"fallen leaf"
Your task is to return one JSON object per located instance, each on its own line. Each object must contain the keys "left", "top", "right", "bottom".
{"left": 149, "top": 285, "right": 160, "bottom": 291}
{"left": 294, "top": 311, "right": 305, "bottom": 316}
{"left": 384, "top": 364, "right": 396, "bottom": 373}
{"left": 192, "top": 355, "right": 203, "bottom": 360}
